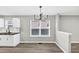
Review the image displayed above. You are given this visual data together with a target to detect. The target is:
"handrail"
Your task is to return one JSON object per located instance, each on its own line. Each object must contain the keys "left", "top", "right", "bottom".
{"left": 58, "top": 31, "right": 72, "bottom": 35}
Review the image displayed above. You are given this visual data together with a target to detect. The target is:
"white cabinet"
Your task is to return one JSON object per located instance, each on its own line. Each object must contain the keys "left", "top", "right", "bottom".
{"left": 0, "top": 34, "right": 20, "bottom": 46}
{"left": 13, "top": 34, "right": 20, "bottom": 46}
{"left": 0, "top": 35, "right": 6, "bottom": 46}
{"left": 5, "top": 17, "right": 20, "bottom": 28}
{"left": 0, "top": 28, "right": 6, "bottom": 33}
{"left": 0, "top": 17, "right": 20, "bottom": 33}
{"left": 0, "top": 18, "right": 4, "bottom": 28}
{"left": 0, "top": 35, "right": 9, "bottom": 46}
{"left": 0, "top": 17, "right": 20, "bottom": 46}
{"left": 5, "top": 35, "right": 13, "bottom": 46}
{"left": 5, "top": 17, "right": 20, "bottom": 33}
{"left": 5, "top": 19, "right": 13, "bottom": 28}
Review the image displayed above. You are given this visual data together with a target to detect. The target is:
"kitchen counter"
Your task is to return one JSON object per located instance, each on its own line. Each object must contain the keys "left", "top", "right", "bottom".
{"left": 0, "top": 33, "right": 20, "bottom": 46}
{"left": 0, "top": 32, "right": 19, "bottom": 35}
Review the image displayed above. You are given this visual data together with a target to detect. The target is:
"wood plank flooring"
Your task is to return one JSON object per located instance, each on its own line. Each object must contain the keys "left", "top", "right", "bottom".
{"left": 71, "top": 43, "right": 79, "bottom": 53}
{"left": 0, "top": 43, "right": 78, "bottom": 53}
{"left": 0, "top": 43, "right": 63, "bottom": 53}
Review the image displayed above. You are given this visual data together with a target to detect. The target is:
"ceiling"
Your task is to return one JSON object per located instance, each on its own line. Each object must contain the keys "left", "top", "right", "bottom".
{"left": 0, "top": 6, "right": 79, "bottom": 15}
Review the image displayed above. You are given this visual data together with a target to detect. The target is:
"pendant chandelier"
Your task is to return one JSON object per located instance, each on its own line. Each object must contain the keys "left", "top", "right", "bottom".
{"left": 34, "top": 6, "right": 48, "bottom": 20}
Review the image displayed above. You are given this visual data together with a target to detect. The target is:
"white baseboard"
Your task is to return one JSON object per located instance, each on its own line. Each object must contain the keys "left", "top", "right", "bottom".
{"left": 71, "top": 41, "right": 79, "bottom": 43}
{"left": 20, "top": 41, "right": 79, "bottom": 43}
{"left": 20, "top": 41, "right": 56, "bottom": 43}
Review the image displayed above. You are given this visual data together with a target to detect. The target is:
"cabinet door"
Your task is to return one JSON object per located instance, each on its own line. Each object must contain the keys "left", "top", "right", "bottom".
{"left": 13, "top": 18, "right": 20, "bottom": 27}
{"left": 5, "top": 35, "right": 13, "bottom": 46}
{"left": 0, "top": 35, "right": 7, "bottom": 46}
{"left": 0, "top": 35, "right": 13, "bottom": 46}
{"left": 13, "top": 34, "right": 20, "bottom": 45}
{"left": 0, "top": 36, "right": 3, "bottom": 45}
{"left": 5, "top": 20, "right": 13, "bottom": 28}
{"left": 0, "top": 18, "right": 4, "bottom": 27}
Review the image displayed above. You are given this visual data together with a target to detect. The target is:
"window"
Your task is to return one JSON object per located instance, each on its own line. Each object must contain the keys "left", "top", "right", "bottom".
{"left": 30, "top": 20, "right": 50, "bottom": 37}
{"left": 32, "top": 29, "right": 39, "bottom": 35}
{"left": 41, "top": 29, "right": 48, "bottom": 35}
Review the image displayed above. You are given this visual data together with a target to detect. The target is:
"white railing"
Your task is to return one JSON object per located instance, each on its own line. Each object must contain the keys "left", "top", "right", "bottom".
{"left": 56, "top": 31, "right": 72, "bottom": 53}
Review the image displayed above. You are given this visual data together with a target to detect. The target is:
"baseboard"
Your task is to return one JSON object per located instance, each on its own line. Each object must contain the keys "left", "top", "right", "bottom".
{"left": 20, "top": 41, "right": 79, "bottom": 43}
{"left": 20, "top": 41, "right": 56, "bottom": 43}
{"left": 71, "top": 41, "right": 79, "bottom": 43}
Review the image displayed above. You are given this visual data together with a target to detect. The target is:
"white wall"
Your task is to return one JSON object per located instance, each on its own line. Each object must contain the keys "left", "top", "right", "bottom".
{"left": 59, "top": 15, "right": 79, "bottom": 42}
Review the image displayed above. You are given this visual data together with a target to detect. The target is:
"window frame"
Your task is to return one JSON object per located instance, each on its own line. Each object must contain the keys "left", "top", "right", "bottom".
{"left": 30, "top": 20, "right": 50, "bottom": 37}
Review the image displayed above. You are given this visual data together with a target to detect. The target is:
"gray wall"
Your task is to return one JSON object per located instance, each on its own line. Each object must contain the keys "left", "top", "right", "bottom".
{"left": 20, "top": 16, "right": 56, "bottom": 42}
{"left": 59, "top": 15, "right": 79, "bottom": 42}
{"left": 1, "top": 15, "right": 79, "bottom": 42}
{"left": 0, "top": 15, "right": 56, "bottom": 42}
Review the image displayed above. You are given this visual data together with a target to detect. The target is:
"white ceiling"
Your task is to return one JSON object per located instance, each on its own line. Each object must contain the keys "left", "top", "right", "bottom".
{"left": 0, "top": 6, "right": 79, "bottom": 15}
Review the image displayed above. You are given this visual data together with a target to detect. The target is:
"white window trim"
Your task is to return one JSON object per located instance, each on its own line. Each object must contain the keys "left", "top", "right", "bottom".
{"left": 30, "top": 20, "right": 50, "bottom": 37}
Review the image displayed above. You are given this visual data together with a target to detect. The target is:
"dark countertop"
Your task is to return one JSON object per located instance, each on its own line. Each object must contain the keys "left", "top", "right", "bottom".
{"left": 0, "top": 32, "right": 19, "bottom": 35}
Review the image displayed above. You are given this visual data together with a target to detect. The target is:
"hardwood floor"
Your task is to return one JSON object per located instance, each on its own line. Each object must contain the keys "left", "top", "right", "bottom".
{"left": 71, "top": 43, "right": 79, "bottom": 53}
{"left": 0, "top": 43, "right": 78, "bottom": 53}
{"left": 0, "top": 43, "right": 63, "bottom": 53}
